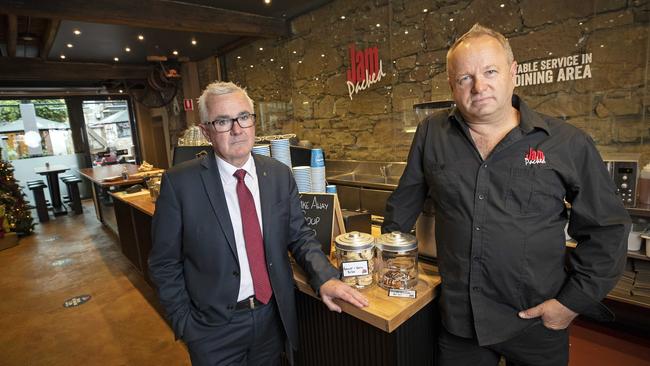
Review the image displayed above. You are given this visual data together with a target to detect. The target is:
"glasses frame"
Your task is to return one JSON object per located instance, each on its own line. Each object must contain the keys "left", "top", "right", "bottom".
{"left": 205, "top": 113, "right": 256, "bottom": 133}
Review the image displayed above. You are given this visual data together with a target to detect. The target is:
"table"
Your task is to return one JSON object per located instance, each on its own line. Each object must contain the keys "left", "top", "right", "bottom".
{"left": 34, "top": 164, "right": 69, "bottom": 216}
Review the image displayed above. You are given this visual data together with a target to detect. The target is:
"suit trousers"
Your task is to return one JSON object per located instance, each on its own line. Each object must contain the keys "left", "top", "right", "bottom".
{"left": 438, "top": 322, "right": 569, "bottom": 366}
{"left": 186, "top": 298, "right": 285, "bottom": 366}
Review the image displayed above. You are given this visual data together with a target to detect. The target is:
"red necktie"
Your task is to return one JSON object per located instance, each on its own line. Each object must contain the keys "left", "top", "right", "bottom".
{"left": 233, "top": 169, "right": 272, "bottom": 304}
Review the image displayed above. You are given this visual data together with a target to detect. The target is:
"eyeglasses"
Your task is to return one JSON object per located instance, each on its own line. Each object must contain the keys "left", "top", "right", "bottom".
{"left": 205, "top": 113, "right": 256, "bottom": 133}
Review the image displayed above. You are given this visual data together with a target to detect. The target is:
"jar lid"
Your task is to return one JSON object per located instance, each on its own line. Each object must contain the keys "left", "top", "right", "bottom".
{"left": 376, "top": 231, "right": 417, "bottom": 252}
{"left": 334, "top": 231, "right": 375, "bottom": 251}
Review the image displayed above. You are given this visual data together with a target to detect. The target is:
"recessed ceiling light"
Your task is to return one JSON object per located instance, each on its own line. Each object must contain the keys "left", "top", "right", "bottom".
{"left": 172, "top": 50, "right": 178, "bottom": 55}
{"left": 404, "top": 30, "right": 409, "bottom": 34}
{"left": 125, "top": 47, "right": 131, "bottom": 52}
{"left": 321, "top": 54, "right": 325, "bottom": 57}
{"left": 250, "top": 65, "right": 254, "bottom": 68}
{"left": 292, "top": 50, "right": 297, "bottom": 54}
{"left": 423, "top": 8, "right": 428, "bottom": 13}
{"left": 138, "top": 34, "right": 144, "bottom": 41}
{"left": 376, "top": 23, "right": 381, "bottom": 27}
{"left": 280, "top": 66, "right": 284, "bottom": 69}
{"left": 73, "top": 29, "right": 81, "bottom": 35}
{"left": 264, "top": 0, "right": 271, "bottom": 4}
{"left": 191, "top": 39, "right": 197, "bottom": 45}
{"left": 119, "top": 89, "right": 124, "bottom": 93}
{"left": 500, "top": 3, "right": 505, "bottom": 7}
{"left": 340, "top": 15, "right": 346, "bottom": 20}
{"left": 114, "top": 57, "right": 119, "bottom": 62}
{"left": 259, "top": 47, "right": 264, "bottom": 51}
{"left": 66, "top": 43, "right": 73, "bottom": 48}
{"left": 449, "top": 18, "right": 454, "bottom": 22}
{"left": 298, "top": 60, "right": 302, "bottom": 64}
{"left": 270, "top": 58, "right": 274, "bottom": 61}
{"left": 60, "top": 54, "right": 66, "bottom": 59}
{"left": 600, "top": 44, "right": 605, "bottom": 47}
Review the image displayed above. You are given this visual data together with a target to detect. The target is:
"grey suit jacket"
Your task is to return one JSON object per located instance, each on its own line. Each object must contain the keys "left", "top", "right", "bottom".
{"left": 148, "top": 152, "right": 338, "bottom": 348}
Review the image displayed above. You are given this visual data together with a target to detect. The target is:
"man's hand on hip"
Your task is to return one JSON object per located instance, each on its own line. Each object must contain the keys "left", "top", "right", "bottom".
{"left": 319, "top": 279, "right": 369, "bottom": 313}
{"left": 518, "top": 298, "right": 578, "bottom": 330}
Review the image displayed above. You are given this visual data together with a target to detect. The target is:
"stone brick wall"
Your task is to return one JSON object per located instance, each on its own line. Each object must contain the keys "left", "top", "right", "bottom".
{"left": 213, "top": 0, "right": 648, "bottom": 164}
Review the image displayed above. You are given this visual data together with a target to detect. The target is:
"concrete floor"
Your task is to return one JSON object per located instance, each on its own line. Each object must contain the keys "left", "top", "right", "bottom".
{"left": 0, "top": 201, "right": 190, "bottom": 366}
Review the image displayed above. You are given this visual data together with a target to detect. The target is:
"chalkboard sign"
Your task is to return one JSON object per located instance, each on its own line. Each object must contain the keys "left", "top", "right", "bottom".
{"left": 299, "top": 193, "right": 340, "bottom": 254}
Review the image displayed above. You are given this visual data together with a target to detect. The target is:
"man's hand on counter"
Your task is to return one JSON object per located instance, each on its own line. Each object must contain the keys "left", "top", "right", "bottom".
{"left": 518, "top": 298, "right": 578, "bottom": 330}
{"left": 319, "top": 279, "right": 369, "bottom": 313}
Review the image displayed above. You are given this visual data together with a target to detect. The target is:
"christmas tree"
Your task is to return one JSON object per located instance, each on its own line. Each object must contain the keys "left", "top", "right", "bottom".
{"left": 0, "top": 155, "right": 35, "bottom": 236}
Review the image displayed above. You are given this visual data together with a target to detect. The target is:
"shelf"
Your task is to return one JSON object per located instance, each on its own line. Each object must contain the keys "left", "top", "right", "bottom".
{"left": 606, "top": 293, "right": 650, "bottom": 310}
{"left": 628, "top": 250, "right": 649, "bottom": 261}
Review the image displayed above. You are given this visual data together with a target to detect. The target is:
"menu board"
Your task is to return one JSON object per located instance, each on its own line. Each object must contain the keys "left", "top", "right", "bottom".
{"left": 299, "top": 193, "right": 337, "bottom": 254}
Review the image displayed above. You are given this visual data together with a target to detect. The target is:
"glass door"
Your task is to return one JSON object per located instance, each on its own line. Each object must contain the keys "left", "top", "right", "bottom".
{"left": 81, "top": 100, "right": 137, "bottom": 167}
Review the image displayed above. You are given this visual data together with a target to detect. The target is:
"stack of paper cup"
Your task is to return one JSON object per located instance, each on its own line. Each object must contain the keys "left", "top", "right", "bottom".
{"left": 270, "top": 138, "right": 292, "bottom": 168}
{"left": 252, "top": 144, "right": 271, "bottom": 156}
{"left": 310, "top": 148, "right": 326, "bottom": 193}
{"left": 292, "top": 166, "right": 312, "bottom": 193}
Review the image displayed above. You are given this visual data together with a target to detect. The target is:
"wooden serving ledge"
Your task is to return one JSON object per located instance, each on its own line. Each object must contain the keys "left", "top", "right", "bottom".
{"left": 292, "top": 260, "right": 440, "bottom": 333}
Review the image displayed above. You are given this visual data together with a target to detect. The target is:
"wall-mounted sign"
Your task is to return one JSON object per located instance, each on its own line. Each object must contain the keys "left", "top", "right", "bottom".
{"left": 516, "top": 53, "right": 592, "bottom": 87}
{"left": 346, "top": 44, "right": 387, "bottom": 100}
{"left": 183, "top": 99, "right": 194, "bottom": 111}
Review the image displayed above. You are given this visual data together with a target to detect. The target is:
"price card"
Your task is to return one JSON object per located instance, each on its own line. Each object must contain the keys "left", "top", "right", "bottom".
{"left": 388, "top": 288, "right": 417, "bottom": 299}
{"left": 341, "top": 260, "right": 369, "bottom": 277}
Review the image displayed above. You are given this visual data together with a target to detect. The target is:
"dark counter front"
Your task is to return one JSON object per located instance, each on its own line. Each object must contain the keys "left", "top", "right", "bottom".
{"left": 109, "top": 190, "right": 442, "bottom": 365}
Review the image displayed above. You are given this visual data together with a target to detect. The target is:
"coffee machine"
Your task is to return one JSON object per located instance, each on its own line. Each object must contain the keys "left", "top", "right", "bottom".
{"left": 602, "top": 153, "right": 640, "bottom": 207}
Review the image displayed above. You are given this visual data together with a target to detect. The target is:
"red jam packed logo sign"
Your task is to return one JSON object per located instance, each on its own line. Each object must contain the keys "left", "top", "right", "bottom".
{"left": 524, "top": 147, "right": 546, "bottom": 166}
{"left": 346, "top": 44, "right": 387, "bottom": 100}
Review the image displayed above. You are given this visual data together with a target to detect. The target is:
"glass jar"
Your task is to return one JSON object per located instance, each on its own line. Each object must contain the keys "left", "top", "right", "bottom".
{"left": 375, "top": 231, "right": 419, "bottom": 290}
{"left": 334, "top": 231, "right": 375, "bottom": 289}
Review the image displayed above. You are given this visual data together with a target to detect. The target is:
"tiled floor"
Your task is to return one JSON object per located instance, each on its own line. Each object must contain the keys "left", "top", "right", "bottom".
{"left": 0, "top": 201, "right": 190, "bottom": 366}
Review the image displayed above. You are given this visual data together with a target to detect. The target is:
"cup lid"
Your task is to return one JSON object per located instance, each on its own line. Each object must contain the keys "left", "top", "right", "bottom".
{"left": 376, "top": 231, "right": 417, "bottom": 252}
{"left": 335, "top": 231, "right": 374, "bottom": 251}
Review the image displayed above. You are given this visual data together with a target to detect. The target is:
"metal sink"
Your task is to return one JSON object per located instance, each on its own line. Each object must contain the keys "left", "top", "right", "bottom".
{"left": 328, "top": 172, "right": 400, "bottom": 189}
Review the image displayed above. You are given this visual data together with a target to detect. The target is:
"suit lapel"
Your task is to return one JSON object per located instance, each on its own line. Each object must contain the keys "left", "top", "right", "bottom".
{"left": 200, "top": 153, "right": 238, "bottom": 259}
{"left": 254, "top": 155, "right": 273, "bottom": 247}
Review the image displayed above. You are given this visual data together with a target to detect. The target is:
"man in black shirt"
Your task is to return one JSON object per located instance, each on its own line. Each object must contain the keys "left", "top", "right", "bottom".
{"left": 383, "top": 24, "right": 630, "bottom": 366}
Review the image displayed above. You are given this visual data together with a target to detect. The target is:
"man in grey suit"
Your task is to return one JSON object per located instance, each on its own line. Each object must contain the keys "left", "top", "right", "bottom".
{"left": 149, "top": 81, "right": 368, "bottom": 366}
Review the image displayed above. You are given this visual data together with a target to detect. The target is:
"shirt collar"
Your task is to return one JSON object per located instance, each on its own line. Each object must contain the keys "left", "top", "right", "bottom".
{"left": 449, "top": 94, "right": 551, "bottom": 136}
{"left": 215, "top": 153, "right": 256, "bottom": 181}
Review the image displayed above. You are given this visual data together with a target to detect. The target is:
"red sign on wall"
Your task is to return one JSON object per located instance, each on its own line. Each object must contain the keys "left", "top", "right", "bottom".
{"left": 183, "top": 99, "right": 194, "bottom": 111}
{"left": 346, "top": 43, "right": 386, "bottom": 100}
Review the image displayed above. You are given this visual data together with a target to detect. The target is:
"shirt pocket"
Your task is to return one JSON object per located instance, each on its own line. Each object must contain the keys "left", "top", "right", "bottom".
{"left": 427, "top": 164, "right": 461, "bottom": 212}
{"left": 506, "top": 167, "right": 565, "bottom": 216}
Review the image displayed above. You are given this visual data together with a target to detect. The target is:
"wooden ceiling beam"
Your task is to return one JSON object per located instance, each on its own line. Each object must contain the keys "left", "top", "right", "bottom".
{"left": 0, "top": 0, "right": 288, "bottom": 38}
{"left": 0, "top": 57, "right": 151, "bottom": 81}
{"left": 6, "top": 14, "right": 17, "bottom": 57}
{"left": 40, "top": 19, "right": 60, "bottom": 60}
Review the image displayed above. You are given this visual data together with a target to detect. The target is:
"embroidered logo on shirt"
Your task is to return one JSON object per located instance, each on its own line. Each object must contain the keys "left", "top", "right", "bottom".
{"left": 524, "top": 147, "right": 546, "bottom": 166}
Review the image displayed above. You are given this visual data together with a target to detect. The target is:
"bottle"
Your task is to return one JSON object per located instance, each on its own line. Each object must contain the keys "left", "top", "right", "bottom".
{"left": 637, "top": 163, "right": 650, "bottom": 205}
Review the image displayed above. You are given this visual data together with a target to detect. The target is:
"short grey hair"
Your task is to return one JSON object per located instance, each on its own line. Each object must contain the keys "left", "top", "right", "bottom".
{"left": 446, "top": 23, "right": 514, "bottom": 75}
{"left": 197, "top": 81, "right": 255, "bottom": 123}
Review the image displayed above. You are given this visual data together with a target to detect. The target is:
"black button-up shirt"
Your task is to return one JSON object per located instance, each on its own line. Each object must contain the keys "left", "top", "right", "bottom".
{"left": 383, "top": 95, "right": 630, "bottom": 346}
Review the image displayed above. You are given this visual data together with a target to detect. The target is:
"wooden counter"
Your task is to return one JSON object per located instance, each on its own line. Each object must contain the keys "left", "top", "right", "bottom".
{"left": 110, "top": 190, "right": 441, "bottom": 365}
{"left": 78, "top": 164, "right": 147, "bottom": 187}
{"left": 78, "top": 164, "right": 162, "bottom": 235}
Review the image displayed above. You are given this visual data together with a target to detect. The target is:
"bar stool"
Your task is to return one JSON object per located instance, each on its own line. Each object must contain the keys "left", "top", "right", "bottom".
{"left": 61, "top": 176, "right": 83, "bottom": 215}
{"left": 27, "top": 180, "right": 49, "bottom": 222}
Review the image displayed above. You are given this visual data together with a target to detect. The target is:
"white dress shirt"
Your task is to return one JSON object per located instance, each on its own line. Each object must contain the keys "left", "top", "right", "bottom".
{"left": 215, "top": 153, "right": 264, "bottom": 302}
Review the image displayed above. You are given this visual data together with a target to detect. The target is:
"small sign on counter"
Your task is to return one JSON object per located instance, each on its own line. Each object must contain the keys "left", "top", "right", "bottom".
{"left": 388, "top": 288, "right": 417, "bottom": 299}
{"left": 341, "top": 260, "right": 369, "bottom": 277}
